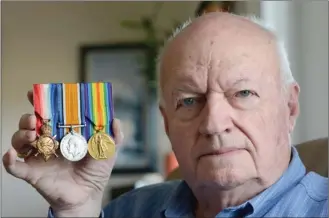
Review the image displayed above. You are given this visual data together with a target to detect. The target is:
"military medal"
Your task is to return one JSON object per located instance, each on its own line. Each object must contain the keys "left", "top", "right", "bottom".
{"left": 84, "top": 82, "right": 115, "bottom": 160}
{"left": 58, "top": 83, "right": 88, "bottom": 162}
{"left": 31, "top": 120, "right": 59, "bottom": 161}
{"left": 31, "top": 84, "right": 59, "bottom": 161}
{"left": 88, "top": 130, "right": 115, "bottom": 160}
{"left": 60, "top": 128, "right": 88, "bottom": 162}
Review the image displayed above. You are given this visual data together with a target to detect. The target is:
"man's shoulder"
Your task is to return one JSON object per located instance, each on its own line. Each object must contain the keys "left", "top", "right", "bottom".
{"left": 299, "top": 171, "right": 328, "bottom": 201}
{"left": 103, "top": 180, "right": 183, "bottom": 218}
{"left": 269, "top": 172, "right": 328, "bottom": 217}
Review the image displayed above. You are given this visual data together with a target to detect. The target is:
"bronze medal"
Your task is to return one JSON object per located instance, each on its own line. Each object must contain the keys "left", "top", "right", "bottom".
{"left": 31, "top": 121, "right": 59, "bottom": 161}
{"left": 88, "top": 131, "right": 115, "bottom": 160}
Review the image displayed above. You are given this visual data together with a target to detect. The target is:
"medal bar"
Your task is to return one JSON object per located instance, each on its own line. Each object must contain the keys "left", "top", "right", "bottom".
{"left": 84, "top": 82, "right": 115, "bottom": 160}
{"left": 59, "top": 83, "right": 88, "bottom": 162}
{"left": 31, "top": 83, "right": 59, "bottom": 162}
{"left": 30, "top": 82, "right": 115, "bottom": 162}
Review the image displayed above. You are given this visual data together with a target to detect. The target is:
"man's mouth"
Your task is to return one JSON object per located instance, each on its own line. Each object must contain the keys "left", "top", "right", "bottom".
{"left": 198, "top": 148, "right": 242, "bottom": 159}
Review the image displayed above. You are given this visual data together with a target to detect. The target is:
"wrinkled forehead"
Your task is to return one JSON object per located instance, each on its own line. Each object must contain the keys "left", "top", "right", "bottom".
{"left": 160, "top": 28, "right": 281, "bottom": 91}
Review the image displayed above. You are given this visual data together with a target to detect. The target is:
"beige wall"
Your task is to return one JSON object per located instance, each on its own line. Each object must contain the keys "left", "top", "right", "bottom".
{"left": 1, "top": 2, "right": 202, "bottom": 216}
{"left": 260, "top": 1, "right": 328, "bottom": 144}
{"left": 298, "top": 1, "right": 328, "bottom": 142}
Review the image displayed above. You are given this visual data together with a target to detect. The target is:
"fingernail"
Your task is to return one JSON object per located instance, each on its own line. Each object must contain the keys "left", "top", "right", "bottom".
{"left": 25, "top": 131, "right": 35, "bottom": 141}
{"left": 28, "top": 115, "right": 36, "bottom": 125}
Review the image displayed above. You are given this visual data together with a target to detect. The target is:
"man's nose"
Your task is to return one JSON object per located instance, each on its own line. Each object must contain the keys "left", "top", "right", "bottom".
{"left": 199, "top": 96, "right": 234, "bottom": 136}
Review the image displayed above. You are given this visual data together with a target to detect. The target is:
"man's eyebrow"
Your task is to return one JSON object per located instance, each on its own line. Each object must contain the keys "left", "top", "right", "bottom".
{"left": 172, "top": 76, "right": 200, "bottom": 90}
{"left": 175, "top": 83, "right": 199, "bottom": 92}
{"left": 231, "top": 78, "right": 251, "bottom": 86}
{"left": 171, "top": 83, "right": 204, "bottom": 98}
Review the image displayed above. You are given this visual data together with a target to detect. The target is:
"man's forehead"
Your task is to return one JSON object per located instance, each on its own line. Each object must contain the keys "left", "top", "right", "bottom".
{"left": 161, "top": 51, "right": 279, "bottom": 96}
{"left": 162, "top": 32, "right": 276, "bottom": 76}
{"left": 162, "top": 44, "right": 276, "bottom": 80}
{"left": 170, "top": 68, "right": 259, "bottom": 87}
{"left": 160, "top": 13, "right": 280, "bottom": 91}
{"left": 163, "top": 13, "right": 276, "bottom": 60}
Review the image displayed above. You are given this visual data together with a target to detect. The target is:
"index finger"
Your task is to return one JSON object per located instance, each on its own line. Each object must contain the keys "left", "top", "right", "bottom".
{"left": 27, "top": 90, "right": 33, "bottom": 106}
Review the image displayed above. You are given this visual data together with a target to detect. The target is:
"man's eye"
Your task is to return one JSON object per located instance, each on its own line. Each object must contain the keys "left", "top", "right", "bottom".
{"left": 176, "top": 96, "right": 205, "bottom": 111}
{"left": 235, "top": 90, "right": 254, "bottom": 98}
{"left": 182, "top": 98, "right": 196, "bottom": 106}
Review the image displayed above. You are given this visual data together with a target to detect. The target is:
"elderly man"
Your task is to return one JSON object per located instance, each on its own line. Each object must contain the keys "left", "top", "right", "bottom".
{"left": 3, "top": 13, "right": 328, "bottom": 218}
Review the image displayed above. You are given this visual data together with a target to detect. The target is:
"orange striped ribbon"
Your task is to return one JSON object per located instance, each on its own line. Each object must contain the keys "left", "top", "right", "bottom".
{"left": 62, "top": 83, "right": 82, "bottom": 134}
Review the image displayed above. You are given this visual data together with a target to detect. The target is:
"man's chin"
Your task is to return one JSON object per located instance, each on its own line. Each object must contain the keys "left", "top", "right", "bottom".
{"left": 195, "top": 168, "right": 248, "bottom": 190}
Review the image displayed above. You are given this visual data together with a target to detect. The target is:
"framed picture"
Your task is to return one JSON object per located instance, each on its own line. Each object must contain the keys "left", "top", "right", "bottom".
{"left": 195, "top": 1, "right": 237, "bottom": 16}
{"left": 79, "top": 42, "right": 157, "bottom": 174}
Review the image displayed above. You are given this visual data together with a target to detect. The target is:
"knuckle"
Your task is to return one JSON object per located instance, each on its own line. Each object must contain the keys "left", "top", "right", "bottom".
{"left": 25, "top": 131, "right": 35, "bottom": 142}
{"left": 20, "top": 113, "right": 31, "bottom": 120}
{"left": 27, "top": 114, "right": 36, "bottom": 123}
{"left": 11, "top": 130, "right": 35, "bottom": 149}
{"left": 19, "top": 113, "right": 35, "bottom": 129}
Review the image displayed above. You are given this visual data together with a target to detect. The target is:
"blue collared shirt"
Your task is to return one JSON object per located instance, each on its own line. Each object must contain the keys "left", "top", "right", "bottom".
{"left": 48, "top": 146, "right": 328, "bottom": 217}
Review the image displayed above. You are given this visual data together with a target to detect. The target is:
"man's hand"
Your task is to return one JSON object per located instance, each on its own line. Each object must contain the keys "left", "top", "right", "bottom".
{"left": 3, "top": 90, "right": 124, "bottom": 217}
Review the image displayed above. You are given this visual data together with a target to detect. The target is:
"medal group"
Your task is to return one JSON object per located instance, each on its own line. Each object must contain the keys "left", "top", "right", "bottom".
{"left": 28, "top": 82, "right": 116, "bottom": 162}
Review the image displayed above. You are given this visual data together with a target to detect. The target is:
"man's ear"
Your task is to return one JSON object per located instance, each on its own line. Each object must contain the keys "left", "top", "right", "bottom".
{"left": 159, "top": 105, "right": 169, "bottom": 136}
{"left": 287, "top": 83, "right": 300, "bottom": 133}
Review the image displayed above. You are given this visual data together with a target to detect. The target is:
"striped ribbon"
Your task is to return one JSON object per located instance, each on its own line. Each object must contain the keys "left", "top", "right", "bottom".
{"left": 58, "top": 83, "right": 85, "bottom": 136}
{"left": 84, "top": 82, "right": 114, "bottom": 140}
{"left": 33, "top": 83, "right": 58, "bottom": 138}
{"left": 56, "top": 83, "right": 64, "bottom": 139}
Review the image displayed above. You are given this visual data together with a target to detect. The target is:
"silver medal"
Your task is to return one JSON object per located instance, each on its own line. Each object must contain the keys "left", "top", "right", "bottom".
{"left": 60, "top": 131, "right": 88, "bottom": 162}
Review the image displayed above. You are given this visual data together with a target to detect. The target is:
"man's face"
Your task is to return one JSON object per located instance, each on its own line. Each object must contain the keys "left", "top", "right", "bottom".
{"left": 160, "top": 18, "right": 299, "bottom": 190}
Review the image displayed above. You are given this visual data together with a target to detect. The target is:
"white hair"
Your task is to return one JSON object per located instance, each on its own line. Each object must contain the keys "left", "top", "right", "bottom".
{"left": 156, "top": 14, "right": 296, "bottom": 106}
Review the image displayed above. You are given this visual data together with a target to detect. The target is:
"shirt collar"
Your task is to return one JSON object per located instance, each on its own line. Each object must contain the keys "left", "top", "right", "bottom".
{"left": 163, "top": 146, "right": 306, "bottom": 217}
{"left": 163, "top": 180, "right": 196, "bottom": 217}
{"left": 246, "top": 146, "right": 306, "bottom": 217}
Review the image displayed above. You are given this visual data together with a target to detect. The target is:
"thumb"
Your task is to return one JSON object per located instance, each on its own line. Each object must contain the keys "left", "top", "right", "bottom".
{"left": 3, "top": 148, "right": 34, "bottom": 183}
{"left": 112, "top": 118, "right": 124, "bottom": 146}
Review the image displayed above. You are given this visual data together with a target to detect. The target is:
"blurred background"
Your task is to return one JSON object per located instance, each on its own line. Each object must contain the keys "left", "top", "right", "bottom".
{"left": 1, "top": 1, "right": 328, "bottom": 217}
